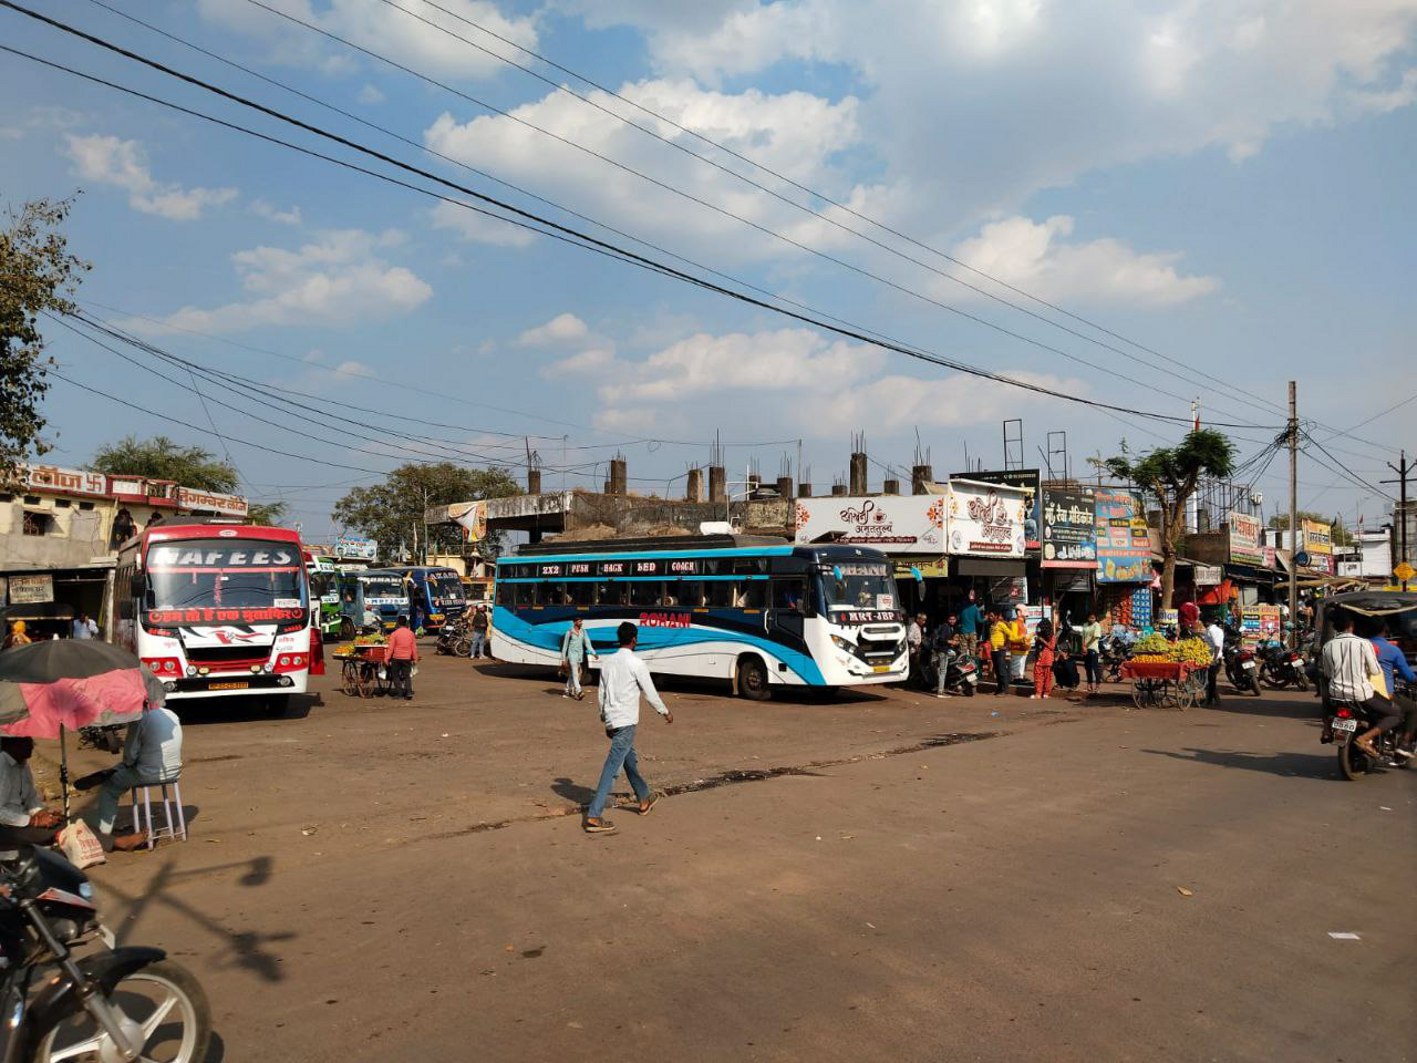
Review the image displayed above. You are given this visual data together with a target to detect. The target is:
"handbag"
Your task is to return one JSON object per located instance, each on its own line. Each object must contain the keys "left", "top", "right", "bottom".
{"left": 58, "top": 820, "right": 106, "bottom": 870}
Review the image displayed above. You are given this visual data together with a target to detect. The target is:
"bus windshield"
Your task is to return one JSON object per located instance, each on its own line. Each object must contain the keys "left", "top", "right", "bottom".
{"left": 819, "top": 561, "right": 896, "bottom": 612}
{"left": 146, "top": 539, "right": 307, "bottom": 624}
{"left": 431, "top": 572, "right": 465, "bottom": 603}
{"left": 361, "top": 576, "right": 405, "bottom": 601}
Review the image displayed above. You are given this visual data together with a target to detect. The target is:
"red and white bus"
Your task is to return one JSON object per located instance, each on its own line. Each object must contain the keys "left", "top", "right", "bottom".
{"left": 115, "top": 523, "right": 323, "bottom": 710}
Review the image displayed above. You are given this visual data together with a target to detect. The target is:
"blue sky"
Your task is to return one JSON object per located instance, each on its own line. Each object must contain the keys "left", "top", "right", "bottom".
{"left": 2, "top": 0, "right": 1413, "bottom": 541}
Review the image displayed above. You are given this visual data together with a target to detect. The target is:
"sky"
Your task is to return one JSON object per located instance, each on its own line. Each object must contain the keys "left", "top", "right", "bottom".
{"left": 2, "top": 0, "right": 1414, "bottom": 543}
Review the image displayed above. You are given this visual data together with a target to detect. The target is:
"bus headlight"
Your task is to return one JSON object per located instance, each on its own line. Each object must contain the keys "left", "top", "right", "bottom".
{"left": 830, "top": 635, "right": 855, "bottom": 653}
{"left": 186, "top": 666, "right": 197, "bottom": 677}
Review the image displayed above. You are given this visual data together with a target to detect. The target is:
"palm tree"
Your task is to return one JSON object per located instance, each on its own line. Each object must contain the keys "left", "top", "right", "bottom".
{"left": 1104, "top": 429, "right": 1236, "bottom": 611}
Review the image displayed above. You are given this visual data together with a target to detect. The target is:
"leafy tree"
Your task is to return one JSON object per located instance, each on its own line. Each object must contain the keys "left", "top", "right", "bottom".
{"left": 1269, "top": 510, "right": 1353, "bottom": 547}
{"left": 333, "top": 462, "right": 521, "bottom": 561}
{"left": 1, "top": 197, "right": 89, "bottom": 484}
{"left": 91, "top": 435, "right": 240, "bottom": 492}
{"left": 1105, "top": 429, "right": 1236, "bottom": 609}
{"left": 247, "top": 501, "right": 289, "bottom": 526}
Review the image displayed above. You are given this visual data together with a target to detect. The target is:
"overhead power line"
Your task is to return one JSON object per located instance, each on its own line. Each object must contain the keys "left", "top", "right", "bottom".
{"left": 0, "top": 19, "right": 1280, "bottom": 433}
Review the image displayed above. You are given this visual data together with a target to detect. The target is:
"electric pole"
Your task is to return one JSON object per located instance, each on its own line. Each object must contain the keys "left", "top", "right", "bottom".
{"left": 1383, "top": 450, "right": 1413, "bottom": 591}
{"left": 1287, "top": 381, "right": 1298, "bottom": 647}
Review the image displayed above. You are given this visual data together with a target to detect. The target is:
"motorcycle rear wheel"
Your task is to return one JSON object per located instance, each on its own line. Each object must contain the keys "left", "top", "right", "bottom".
{"left": 36, "top": 959, "right": 212, "bottom": 1063}
{"left": 1337, "top": 739, "right": 1369, "bottom": 781}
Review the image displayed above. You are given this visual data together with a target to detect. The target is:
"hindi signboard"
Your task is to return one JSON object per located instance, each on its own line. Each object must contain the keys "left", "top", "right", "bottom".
{"left": 1302, "top": 519, "right": 1333, "bottom": 574}
{"left": 945, "top": 479, "right": 1027, "bottom": 558}
{"left": 7, "top": 575, "right": 54, "bottom": 605}
{"left": 333, "top": 534, "right": 379, "bottom": 562}
{"left": 1040, "top": 485, "right": 1096, "bottom": 569}
{"left": 23, "top": 465, "right": 108, "bottom": 498}
{"left": 175, "top": 486, "right": 249, "bottom": 518}
{"left": 1227, "top": 511, "right": 1264, "bottom": 566}
{"left": 793, "top": 495, "right": 945, "bottom": 554}
{"left": 1094, "top": 489, "right": 1152, "bottom": 583}
{"left": 956, "top": 469, "right": 1040, "bottom": 549}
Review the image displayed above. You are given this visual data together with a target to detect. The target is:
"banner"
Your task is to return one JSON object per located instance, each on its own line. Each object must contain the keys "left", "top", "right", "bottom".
{"left": 333, "top": 535, "right": 379, "bottom": 562}
{"left": 23, "top": 464, "right": 108, "bottom": 498}
{"left": 1301, "top": 519, "right": 1333, "bottom": 573}
{"left": 7, "top": 575, "right": 54, "bottom": 605}
{"left": 956, "top": 469, "right": 1040, "bottom": 548}
{"left": 946, "top": 480, "right": 1027, "bottom": 557}
{"left": 794, "top": 495, "right": 945, "bottom": 554}
{"left": 1227, "top": 512, "right": 1264, "bottom": 566}
{"left": 453, "top": 501, "right": 489, "bottom": 544}
{"left": 1040, "top": 486, "right": 1096, "bottom": 568}
{"left": 1094, "top": 489, "right": 1152, "bottom": 583}
{"left": 175, "top": 486, "right": 249, "bottom": 518}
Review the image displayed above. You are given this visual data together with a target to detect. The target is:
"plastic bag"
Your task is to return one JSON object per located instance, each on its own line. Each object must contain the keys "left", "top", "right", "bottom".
{"left": 58, "top": 820, "right": 107, "bottom": 869}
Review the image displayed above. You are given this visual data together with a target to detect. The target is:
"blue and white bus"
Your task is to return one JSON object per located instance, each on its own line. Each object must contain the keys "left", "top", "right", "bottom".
{"left": 492, "top": 536, "right": 909, "bottom": 698}
{"left": 391, "top": 565, "right": 467, "bottom": 633}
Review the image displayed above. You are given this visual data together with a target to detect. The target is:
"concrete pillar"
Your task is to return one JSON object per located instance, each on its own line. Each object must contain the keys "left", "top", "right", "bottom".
{"left": 686, "top": 468, "right": 704, "bottom": 503}
{"left": 748, "top": 473, "right": 762, "bottom": 495}
{"left": 708, "top": 466, "right": 726, "bottom": 504}
{"left": 912, "top": 465, "right": 934, "bottom": 494}
{"left": 776, "top": 475, "right": 793, "bottom": 499}
{"left": 849, "top": 451, "right": 868, "bottom": 495}
{"left": 831, "top": 484, "right": 848, "bottom": 497}
{"left": 883, "top": 478, "right": 901, "bottom": 495}
{"left": 527, "top": 468, "right": 542, "bottom": 494}
{"left": 609, "top": 457, "right": 627, "bottom": 495}
{"left": 798, "top": 482, "right": 812, "bottom": 498}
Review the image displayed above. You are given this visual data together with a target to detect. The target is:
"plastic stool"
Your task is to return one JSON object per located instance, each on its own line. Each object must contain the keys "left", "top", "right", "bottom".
{"left": 130, "top": 779, "right": 187, "bottom": 850}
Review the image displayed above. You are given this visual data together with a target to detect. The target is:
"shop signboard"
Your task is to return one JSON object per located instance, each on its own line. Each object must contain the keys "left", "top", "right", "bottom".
{"left": 1094, "top": 489, "right": 1152, "bottom": 583}
{"left": 1263, "top": 545, "right": 1277, "bottom": 569}
{"left": 24, "top": 464, "right": 108, "bottom": 498}
{"left": 7, "top": 575, "right": 54, "bottom": 605}
{"left": 1227, "top": 511, "right": 1264, "bottom": 566}
{"left": 1195, "top": 565, "right": 1224, "bottom": 586}
{"left": 794, "top": 495, "right": 945, "bottom": 554}
{"left": 1040, "top": 485, "right": 1096, "bottom": 568}
{"left": 175, "top": 486, "right": 249, "bottom": 518}
{"left": 944, "top": 480, "right": 1026, "bottom": 558}
{"left": 333, "top": 534, "right": 379, "bottom": 562}
{"left": 956, "top": 469, "right": 1040, "bottom": 548}
{"left": 1302, "top": 519, "right": 1333, "bottom": 574}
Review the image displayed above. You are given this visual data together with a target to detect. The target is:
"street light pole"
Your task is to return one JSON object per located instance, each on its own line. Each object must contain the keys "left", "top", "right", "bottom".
{"left": 1287, "top": 381, "right": 1299, "bottom": 648}
{"left": 1383, "top": 449, "right": 1412, "bottom": 591}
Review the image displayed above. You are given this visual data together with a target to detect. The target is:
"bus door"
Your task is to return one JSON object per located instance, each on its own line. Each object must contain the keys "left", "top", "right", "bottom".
{"left": 769, "top": 577, "right": 808, "bottom": 645}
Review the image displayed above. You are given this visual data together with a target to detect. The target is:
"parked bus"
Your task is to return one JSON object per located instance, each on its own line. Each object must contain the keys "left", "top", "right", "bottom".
{"left": 390, "top": 565, "right": 467, "bottom": 633}
{"left": 492, "top": 535, "right": 908, "bottom": 698}
{"left": 115, "top": 523, "right": 319, "bottom": 711}
{"left": 333, "top": 569, "right": 409, "bottom": 637}
{"left": 305, "top": 552, "right": 341, "bottom": 637}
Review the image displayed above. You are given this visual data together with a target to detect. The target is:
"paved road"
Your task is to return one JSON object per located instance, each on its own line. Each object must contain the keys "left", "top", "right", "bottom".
{"left": 52, "top": 652, "right": 1415, "bottom": 1061}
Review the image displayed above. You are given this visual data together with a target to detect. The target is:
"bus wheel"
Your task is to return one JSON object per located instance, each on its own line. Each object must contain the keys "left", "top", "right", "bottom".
{"left": 339, "top": 617, "right": 355, "bottom": 640}
{"left": 736, "top": 657, "right": 771, "bottom": 701}
{"left": 264, "top": 695, "right": 290, "bottom": 718}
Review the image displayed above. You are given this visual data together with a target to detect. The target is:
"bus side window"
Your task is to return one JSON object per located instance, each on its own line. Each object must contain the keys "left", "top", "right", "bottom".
{"left": 569, "top": 582, "right": 596, "bottom": 607}
{"left": 546, "top": 581, "right": 571, "bottom": 605}
{"left": 628, "top": 581, "right": 662, "bottom": 607}
{"left": 495, "top": 581, "right": 512, "bottom": 607}
{"left": 681, "top": 582, "right": 707, "bottom": 607}
{"left": 707, "top": 581, "right": 738, "bottom": 609}
{"left": 738, "top": 580, "right": 766, "bottom": 609}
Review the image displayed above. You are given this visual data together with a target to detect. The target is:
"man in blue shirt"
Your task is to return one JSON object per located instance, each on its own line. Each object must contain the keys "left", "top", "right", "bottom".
{"left": 1369, "top": 623, "right": 1416, "bottom": 758}
{"left": 957, "top": 593, "right": 983, "bottom": 661}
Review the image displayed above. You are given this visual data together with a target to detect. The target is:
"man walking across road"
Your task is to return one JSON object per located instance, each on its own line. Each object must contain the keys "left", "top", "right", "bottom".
{"left": 1202, "top": 616, "right": 1225, "bottom": 706}
{"left": 386, "top": 615, "right": 418, "bottom": 700}
{"left": 560, "top": 617, "right": 596, "bottom": 700}
{"left": 469, "top": 606, "right": 490, "bottom": 660}
{"left": 583, "top": 623, "right": 673, "bottom": 835}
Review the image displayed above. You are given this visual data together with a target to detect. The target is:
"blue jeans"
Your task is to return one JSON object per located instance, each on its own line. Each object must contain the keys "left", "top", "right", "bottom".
{"left": 469, "top": 631, "right": 486, "bottom": 658}
{"left": 586, "top": 725, "right": 650, "bottom": 820}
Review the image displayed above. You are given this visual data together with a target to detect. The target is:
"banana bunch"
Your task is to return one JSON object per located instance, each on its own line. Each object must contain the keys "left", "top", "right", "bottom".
{"left": 1174, "top": 638, "right": 1212, "bottom": 666}
{"left": 1132, "top": 633, "right": 1173, "bottom": 656}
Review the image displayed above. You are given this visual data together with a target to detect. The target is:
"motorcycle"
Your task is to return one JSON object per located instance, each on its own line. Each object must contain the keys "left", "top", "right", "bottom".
{"left": 1222, "top": 624, "right": 1262, "bottom": 696}
{"left": 435, "top": 614, "right": 473, "bottom": 657}
{"left": 1099, "top": 633, "right": 1132, "bottom": 683}
{"left": 929, "top": 647, "right": 978, "bottom": 697}
{"left": 1321, "top": 682, "right": 1413, "bottom": 781}
{"left": 1257, "top": 639, "right": 1309, "bottom": 691}
{"left": 0, "top": 844, "right": 211, "bottom": 1062}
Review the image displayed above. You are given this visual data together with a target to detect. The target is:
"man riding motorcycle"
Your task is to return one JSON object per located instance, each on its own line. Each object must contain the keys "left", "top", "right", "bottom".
{"left": 1322, "top": 610, "right": 1400, "bottom": 759}
{"left": 1366, "top": 618, "right": 1417, "bottom": 760}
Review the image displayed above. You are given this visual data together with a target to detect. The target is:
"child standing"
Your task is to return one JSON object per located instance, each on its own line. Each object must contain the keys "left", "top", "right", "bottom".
{"left": 1032, "top": 617, "right": 1057, "bottom": 699}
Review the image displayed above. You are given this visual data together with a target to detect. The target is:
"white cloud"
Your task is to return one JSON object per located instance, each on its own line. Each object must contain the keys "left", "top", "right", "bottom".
{"left": 517, "top": 312, "right": 589, "bottom": 346}
{"left": 542, "top": 346, "right": 618, "bottom": 378}
{"left": 196, "top": 0, "right": 539, "bottom": 81}
{"left": 132, "top": 229, "right": 432, "bottom": 334}
{"left": 947, "top": 215, "right": 1219, "bottom": 307}
{"left": 430, "top": 199, "right": 538, "bottom": 247}
{"left": 250, "top": 199, "right": 303, "bottom": 225}
{"left": 357, "top": 83, "right": 386, "bottom": 105}
{"left": 423, "top": 79, "right": 864, "bottom": 262}
{"left": 65, "top": 134, "right": 236, "bottom": 221}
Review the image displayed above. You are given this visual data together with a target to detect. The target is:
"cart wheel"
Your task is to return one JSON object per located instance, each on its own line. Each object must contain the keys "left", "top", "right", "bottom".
{"left": 1130, "top": 680, "right": 1148, "bottom": 709}
{"left": 341, "top": 660, "right": 360, "bottom": 698}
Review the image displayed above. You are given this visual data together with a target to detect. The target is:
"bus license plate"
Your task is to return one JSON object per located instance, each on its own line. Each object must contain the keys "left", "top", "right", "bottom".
{"left": 209, "top": 681, "right": 249, "bottom": 691}
{"left": 872, "top": 665, "right": 892, "bottom": 673}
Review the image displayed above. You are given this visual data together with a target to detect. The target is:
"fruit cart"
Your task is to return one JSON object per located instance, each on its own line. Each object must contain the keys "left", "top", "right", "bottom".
{"left": 334, "top": 642, "right": 391, "bottom": 699}
{"left": 1120, "top": 659, "right": 1206, "bottom": 709}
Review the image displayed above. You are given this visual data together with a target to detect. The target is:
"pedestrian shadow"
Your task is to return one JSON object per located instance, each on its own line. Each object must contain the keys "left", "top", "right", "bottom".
{"left": 551, "top": 777, "right": 594, "bottom": 808}
{"left": 1140, "top": 747, "right": 1338, "bottom": 780}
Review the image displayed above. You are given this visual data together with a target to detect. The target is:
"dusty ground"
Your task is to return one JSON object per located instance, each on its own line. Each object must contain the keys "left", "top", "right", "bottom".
{"left": 38, "top": 648, "right": 1416, "bottom": 1062}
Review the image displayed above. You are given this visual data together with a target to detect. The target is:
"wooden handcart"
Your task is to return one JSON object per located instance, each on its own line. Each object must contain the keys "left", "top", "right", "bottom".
{"left": 1120, "top": 659, "right": 1206, "bottom": 710}
{"left": 335, "top": 644, "right": 391, "bottom": 699}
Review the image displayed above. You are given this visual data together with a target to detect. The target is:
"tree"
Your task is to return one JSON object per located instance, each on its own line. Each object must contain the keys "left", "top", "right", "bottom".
{"left": 247, "top": 501, "right": 289, "bottom": 526}
{"left": 1105, "top": 429, "right": 1236, "bottom": 610}
{"left": 91, "top": 435, "right": 240, "bottom": 492}
{"left": 332, "top": 462, "right": 521, "bottom": 561}
{"left": 1, "top": 197, "right": 89, "bottom": 483}
{"left": 1269, "top": 510, "right": 1353, "bottom": 547}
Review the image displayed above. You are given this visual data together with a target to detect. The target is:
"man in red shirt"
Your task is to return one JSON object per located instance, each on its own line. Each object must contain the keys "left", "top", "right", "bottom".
{"left": 386, "top": 614, "right": 419, "bottom": 700}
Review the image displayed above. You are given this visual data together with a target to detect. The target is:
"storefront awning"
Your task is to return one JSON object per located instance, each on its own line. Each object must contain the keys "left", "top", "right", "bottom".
{"left": 3, "top": 602, "right": 76, "bottom": 622}
{"left": 955, "top": 557, "right": 1026, "bottom": 577}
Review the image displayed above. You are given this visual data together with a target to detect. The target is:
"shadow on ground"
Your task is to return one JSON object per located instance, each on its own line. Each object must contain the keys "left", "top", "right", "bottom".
{"left": 1141, "top": 746, "right": 1341, "bottom": 780}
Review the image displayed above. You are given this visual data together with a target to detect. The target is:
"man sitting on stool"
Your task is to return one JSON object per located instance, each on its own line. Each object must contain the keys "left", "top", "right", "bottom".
{"left": 76, "top": 704, "right": 183, "bottom": 852}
